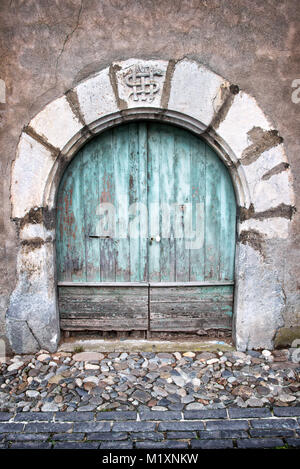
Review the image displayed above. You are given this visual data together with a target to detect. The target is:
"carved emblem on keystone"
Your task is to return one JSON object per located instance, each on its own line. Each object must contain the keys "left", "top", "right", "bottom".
{"left": 123, "top": 64, "right": 164, "bottom": 102}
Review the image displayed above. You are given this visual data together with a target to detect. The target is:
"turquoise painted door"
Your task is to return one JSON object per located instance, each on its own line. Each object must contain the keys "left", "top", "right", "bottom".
{"left": 56, "top": 122, "right": 236, "bottom": 333}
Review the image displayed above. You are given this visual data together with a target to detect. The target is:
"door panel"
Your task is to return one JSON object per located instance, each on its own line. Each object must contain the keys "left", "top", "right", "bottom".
{"left": 59, "top": 285, "right": 148, "bottom": 331}
{"left": 56, "top": 122, "right": 236, "bottom": 333}
{"left": 149, "top": 284, "right": 233, "bottom": 332}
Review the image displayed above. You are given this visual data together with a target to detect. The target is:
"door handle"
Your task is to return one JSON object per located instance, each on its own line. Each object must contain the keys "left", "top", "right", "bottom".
{"left": 149, "top": 235, "right": 161, "bottom": 242}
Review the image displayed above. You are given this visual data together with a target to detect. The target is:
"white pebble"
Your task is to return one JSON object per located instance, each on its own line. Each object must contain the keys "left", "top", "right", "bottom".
{"left": 207, "top": 358, "right": 219, "bottom": 365}
{"left": 85, "top": 363, "right": 99, "bottom": 370}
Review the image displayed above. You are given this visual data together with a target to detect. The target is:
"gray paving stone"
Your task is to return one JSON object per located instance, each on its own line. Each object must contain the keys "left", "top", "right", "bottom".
{"left": 113, "top": 421, "right": 156, "bottom": 432}
{"left": 191, "top": 439, "right": 234, "bottom": 449}
{"left": 25, "top": 422, "right": 73, "bottom": 433}
{"left": 54, "top": 441, "right": 100, "bottom": 449}
{"left": 95, "top": 411, "right": 137, "bottom": 421}
{"left": 206, "top": 420, "right": 249, "bottom": 431}
{"left": 250, "top": 428, "right": 295, "bottom": 438}
{"left": 100, "top": 441, "right": 133, "bottom": 449}
{"left": 250, "top": 418, "right": 299, "bottom": 430}
{"left": 130, "top": 432, "right": 164, "bottom": 441}
{"left": 55, "top": 412, "right": 94, "bottom": 421}
{"left": 237, "top": 438, "right": 284, "bottom": 449}
{"left": 15, "top": 412, "right": 55, "bottom": 422}
{"left": 0, "top": 423, "right": 24, "bottom": 432}
{"left": 0, "top": 413, "right": 14, "bottom": 421}
{"left": 273, "top": 407, "right": 300, "bottom": 417}
{"left": 228, "top": 408, "right": 272, "bottom": 419}
{"left": 73, "top": 422, "right": 111, "bottom": 433}
{"left": 136, "top": 440, "right": 188, "bottom": 449}
{"left": 158, "top": 421, "right": 204, "bottom": 431}
{"left": 10, "top": 442, "right": 52, "bottom": 449}
{"left": 286, "top": 438, "right": 300, "bottom": 448}
{"left": 199, "top": 430, "right": 249, "bottom": 439}
{"left": 184, "top": 409, "right": 227, "bottom": 420}
{"left": 5, "top": 433, "right": 50, "bottom": 441}
{"left": 139, "top": 410, "right": 181, "bottom": 421}
{"left": 87, "top": 432, "right": 127, "bottom": 441}
{"left": 166, "top": 431, "right": 197, "bottom": 439}
{"left": 52, "top": 433, "right": 85, "bottom": 441}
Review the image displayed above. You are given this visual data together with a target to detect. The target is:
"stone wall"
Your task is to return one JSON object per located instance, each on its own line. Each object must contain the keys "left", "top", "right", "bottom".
{"left": 0, "top": 0, "right": 299, "bottom": 353}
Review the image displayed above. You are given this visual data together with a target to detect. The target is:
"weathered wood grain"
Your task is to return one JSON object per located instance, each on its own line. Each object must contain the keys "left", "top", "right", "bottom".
{"left": 58, "top": 285, "right": 148, "bottom": 331}
{"left": 56, "top": 122, "right": 236, "bottom": 332}
{"left": 60, "top": 319, "right": 147, "bottom": 331}
{"left": 149, "top": 285, "right": 233, "bottom": 331}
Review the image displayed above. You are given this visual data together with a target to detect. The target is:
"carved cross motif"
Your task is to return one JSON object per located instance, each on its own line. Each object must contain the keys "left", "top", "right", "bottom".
{"left": 123, "top": 65, "right": 164, "bottom": 103}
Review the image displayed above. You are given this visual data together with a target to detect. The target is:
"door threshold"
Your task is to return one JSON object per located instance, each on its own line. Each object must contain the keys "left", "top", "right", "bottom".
{"left": 58, "top": 337, "right": 234, "bottom": 353}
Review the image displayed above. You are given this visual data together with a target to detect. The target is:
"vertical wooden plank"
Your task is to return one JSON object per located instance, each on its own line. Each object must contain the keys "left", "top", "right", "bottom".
{"left": 128, "top": 123, "right": 148, "bottom": 282}
{"left": 138, "top": 122, "right": 148, "bottom": 282}
{"left": 204, "top": 143, "right": 221, "bottom": 280}
{"left": 189, "top": 136, "right": 206, "bottom": 281}
{"left": 70, "top": 151, "right": 86, "bottom": 282}
{"left": 128, "top": 123, "right": 139, "bottom": 281}
{"left": 148, "top": 123, "right": 161, "bottom": 282}
{"left": 82, "top": 139, "right": 101, "bottom": 282}
{"left": 56, "top": 168, "right": 70, "bottom": 281}
{"left": 159, "top": 124, "right": 176, "bottom": 282}
{"left": 114, "top": 125, "right": 130, "bottom": 281}
{"left": 98, "top": 131, "right": 116, "bottom": 281}
{"left": 219, "top": 162, "right": 236, "bottom": 281}
{"left": 174, "top": 126, "right": 190, "bottom": 282}
{"left": 56, "top": 170, "right": 68, "bottom": 281}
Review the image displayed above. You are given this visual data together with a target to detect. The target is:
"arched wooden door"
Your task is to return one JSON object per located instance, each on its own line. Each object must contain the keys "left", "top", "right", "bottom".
{"left": 56, "top": 122, "right": 236, "bottom": 334}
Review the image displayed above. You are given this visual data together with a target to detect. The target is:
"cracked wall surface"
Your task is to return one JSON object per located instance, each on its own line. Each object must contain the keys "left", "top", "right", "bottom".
{"left": 1, "top": 0, "right": 299, "bottom": 352}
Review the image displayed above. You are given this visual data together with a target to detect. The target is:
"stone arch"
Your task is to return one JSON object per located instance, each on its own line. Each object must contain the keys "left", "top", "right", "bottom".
{"left": 8, "top": 58, "right": 295, "bottom": 353}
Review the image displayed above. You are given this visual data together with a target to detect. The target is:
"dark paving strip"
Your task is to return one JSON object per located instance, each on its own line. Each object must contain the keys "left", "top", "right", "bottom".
{"left": 0, "top": 408, "right": 299, "bottom": 449}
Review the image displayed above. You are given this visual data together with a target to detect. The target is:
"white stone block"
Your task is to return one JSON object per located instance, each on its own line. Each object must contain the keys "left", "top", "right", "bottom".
{"left": 114, "top": 59, "right": 168, "bottom": 109}
{"left": 252, "top": 172, "right": 292, "bottom": 212}
{"left": 217, "top": 92, "right": 271, "bottom": 159}
{"left": 75, "top": 68, "right": 119, "bottom": 125}
{"left": 168, "top": 60, "right": 228, "bottom": 125}
{"left": 234, "top": 243, "right": 285, "bottom": 351}
{"left": 12, "top": 133, "right": 55, "bottom": 218}
{"left": 20, "top": 223, "right": 45, "bottom": 240}
{"left": 244, "top": 145, "right": 287, "bottom": 184}
{"left": 239, "top": 218, "right": 290, "bottom": 239}
{"left": 29, "top": 96, "right": 82, "bottom": 150}
{"left": 240, "top": 144, "right": 293, "bottom": 212}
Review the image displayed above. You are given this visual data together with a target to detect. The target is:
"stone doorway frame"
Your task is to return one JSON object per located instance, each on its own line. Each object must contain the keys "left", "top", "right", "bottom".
{"left": 8, "top": 58, "right": 295, "bottom": 353}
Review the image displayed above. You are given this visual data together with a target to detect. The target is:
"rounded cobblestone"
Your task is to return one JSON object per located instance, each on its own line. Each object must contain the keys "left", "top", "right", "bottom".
{"left": 0, "top": 348, "right": 299, "bottom": 413}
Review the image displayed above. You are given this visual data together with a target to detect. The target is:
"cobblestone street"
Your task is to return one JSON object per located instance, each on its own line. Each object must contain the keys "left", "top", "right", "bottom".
{"left": 0, "top": 347, "right": 299, "bottom": 448}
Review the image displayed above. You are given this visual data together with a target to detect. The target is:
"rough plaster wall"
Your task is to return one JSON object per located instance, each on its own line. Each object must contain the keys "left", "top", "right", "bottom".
{"left": 0, "top": 0, "right": 299, "bottom": 350}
